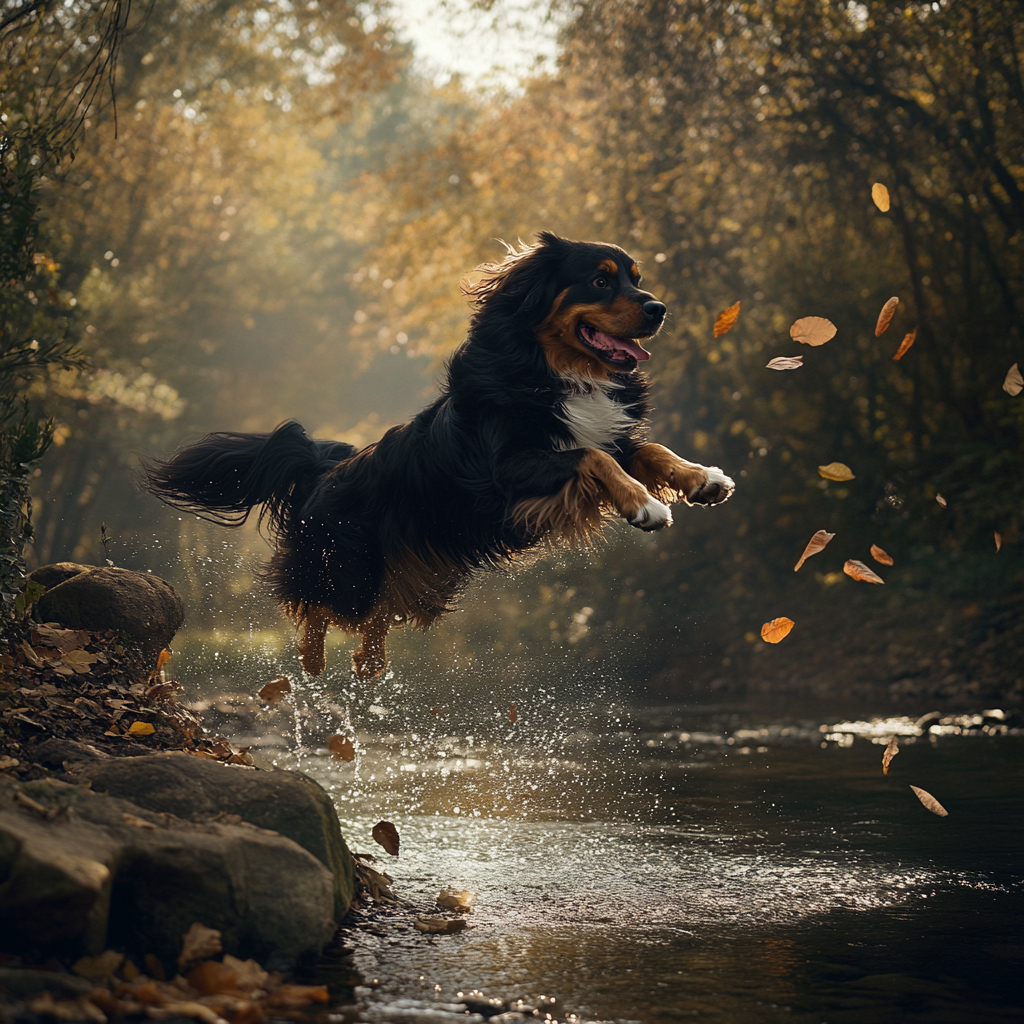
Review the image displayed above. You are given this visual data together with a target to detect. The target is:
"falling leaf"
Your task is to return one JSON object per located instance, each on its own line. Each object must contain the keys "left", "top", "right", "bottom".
{"left": 910, "top": 785, "right": 949, "bottom": 817}
{"left": 437, "top": 889, "right": 476, "bottom": 913}
{"left": 794, "top": 529, "right": 835, "bottom": 571}
{"left": 893, "top": 327, "right": 917, "bottom": 360}
{"left": 178, "top": 923, "right": 222, "bottom": 969}
{"left": 994, "top": 531, "right": 1002, "bottom": 552}
{"left": 327, "top": 734, "right": 355, "bottom": 761}
{"left": 882, "top": 736, "right": 899, "bottom": 775}
{"left": 844, "top": 560, "right": 885, "bottom": 584}
{"left": 818, "top": 462, "right": 855, "bottom": 481}
{"left": 372, "top": 820, "right": 400, "bottom": 857}
{"left": 127, "top": 721, "right": 156, "bottom": 736}
{"left": 871, "top": 182, "right": 891, "bottom": 211}
{"left": 874, "top": 296, "right": 899, "bottom": 336}
{"left": 790, "top": 316, "right": 837, "bottom": 347}
{"left": 760, "top": 617, "right": 795, "bottom": 644}
{"left": 870, "top": 544, "right": 894, "bottom": 565}
{"left": 1003, "top": 363, "right": 1023, "bottom": 396}
{"left": 713, "top": 301, "right": 741, "bottom": 337}
{"left": 414, "top": 916, "right": 468, "bottom": 935}
{"left": 258, "top": 675, "right": 292, "bottom": 703}
{"left": 936, "top": 494, "right": 947, "bottom": 507}
{"left": 766, "top": 355, "right": 804, "bottom": 370}
{"left": 510, "top": 702, "right": 518, "bottom": 723}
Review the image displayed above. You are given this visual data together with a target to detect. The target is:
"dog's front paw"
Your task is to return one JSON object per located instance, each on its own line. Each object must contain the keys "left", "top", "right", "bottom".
{"left": 688, "top": 467, "right": 735, "bottom": 506}
{"left": 630, "top": 495, "right": 673, "bottom": 531}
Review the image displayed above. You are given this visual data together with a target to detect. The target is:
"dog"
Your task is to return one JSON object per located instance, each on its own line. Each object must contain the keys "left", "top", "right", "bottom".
{"left": 142, "top": 232, "right": 734, "bottom": 679}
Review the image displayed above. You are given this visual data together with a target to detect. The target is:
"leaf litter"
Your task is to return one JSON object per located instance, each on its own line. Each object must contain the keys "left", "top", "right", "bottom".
{"left": 713, "top": 301, "right": 741, "bottom": 337}
{"left": 794, "top": 529, "right": 835, "bottom": 571}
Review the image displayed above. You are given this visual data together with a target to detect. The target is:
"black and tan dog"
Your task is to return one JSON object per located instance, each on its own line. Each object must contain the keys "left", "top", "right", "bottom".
{"left": 143, "top": 233, "right": 734, "bottom": 679}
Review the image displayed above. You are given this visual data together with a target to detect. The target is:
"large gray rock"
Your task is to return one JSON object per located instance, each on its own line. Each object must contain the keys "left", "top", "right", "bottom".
{"left": 31, "top": 563, "right": 184, "bottom": 661}
{"left": 0, "top": 776, "right": 336, "bottom": 969}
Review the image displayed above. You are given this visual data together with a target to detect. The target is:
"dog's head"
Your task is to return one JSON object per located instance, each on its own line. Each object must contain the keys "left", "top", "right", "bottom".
{"left": 465, "top": 232, "right": 668, "bottom": 378}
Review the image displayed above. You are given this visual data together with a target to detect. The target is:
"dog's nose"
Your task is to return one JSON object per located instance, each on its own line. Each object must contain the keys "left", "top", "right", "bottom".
{"left": 643, "top": 300, "right": 667, "bottom": 323}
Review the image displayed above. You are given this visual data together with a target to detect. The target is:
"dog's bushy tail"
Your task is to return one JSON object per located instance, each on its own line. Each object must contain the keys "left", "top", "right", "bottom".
{"left": 141, "top": 420, "right": 355, "bottom": 534}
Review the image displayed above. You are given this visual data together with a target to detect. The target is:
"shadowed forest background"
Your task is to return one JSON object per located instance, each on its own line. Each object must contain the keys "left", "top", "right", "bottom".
{"left": 3, "top": 0, "right": 1022, "bottom": 708}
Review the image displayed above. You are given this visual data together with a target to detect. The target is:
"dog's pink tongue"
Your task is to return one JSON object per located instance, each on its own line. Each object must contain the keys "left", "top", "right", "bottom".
{"left": 590, "top": 329, "right": 651, "bottom": 362}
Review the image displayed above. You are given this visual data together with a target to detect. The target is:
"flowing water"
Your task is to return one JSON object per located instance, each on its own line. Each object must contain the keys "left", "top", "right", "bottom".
{"left": 191, "top": 667, "right": 1023, "bottom": 1024}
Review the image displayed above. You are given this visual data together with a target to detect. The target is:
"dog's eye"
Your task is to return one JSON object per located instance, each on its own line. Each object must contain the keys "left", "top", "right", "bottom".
{"left": 592, "top": 275, "right": 610, "bottom": 289}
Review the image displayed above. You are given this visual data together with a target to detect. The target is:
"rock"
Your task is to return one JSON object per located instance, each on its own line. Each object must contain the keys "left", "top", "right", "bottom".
{"left": 0, "top": 777, "right": 336, "bottom": 968}
{"left": 80, "top": 752, "right": 354, "bottom": 922}
{"left": 31, "top": 564, "right": 184, "bottom": 661}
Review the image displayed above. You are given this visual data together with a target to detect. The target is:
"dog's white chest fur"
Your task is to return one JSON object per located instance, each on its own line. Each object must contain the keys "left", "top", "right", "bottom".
{"left": 557, "top": 381, "right": 634, "bottom": 452}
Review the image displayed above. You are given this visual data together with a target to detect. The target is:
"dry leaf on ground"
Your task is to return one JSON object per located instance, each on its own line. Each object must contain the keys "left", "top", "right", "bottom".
{"left": 221, "top": 955, "right": 268, "bottom": 993}
{"left": 1003, "top": 363, "right": 1023, "bottom": 396}
{"left": 414, "top": 917, "right": 468, "bottom": 935}
{"left": 437, "top": 889, "right": 476, "bottom": 913}
{"left": 818, "top": 462, "right": 855, "bottom": 481}
{"left": 936, "top": 494, "right": 947, "bottom": 507}
{"left": 844, "top": 560, "right": 885, "bottom": 584}
{"left": 31, "top": 625, "right": 90, "bottom": 654}
{"left": 62, "top": 649, "right": 99, "bottom": 674}
{"left": 872, "top": 182, "right": 891, "bottom": 211}
{"left": 870, "top": 544, "right": 894, "bottom": 565}
{"left": 372, "top": 820, "right": 400, "bottom": 857}
{"left": 186, "top": 960, "right": 238, "bottom": 996}
{"left": 875, "top": 296, "right": 899, "bottom": 336}
{"left": 882, "top": 736, "right": 899, "bottom": 775}
{"left": 127, "top": 721, "right": 156, "bottom": 737}
{"left": 994, "top": 531, "right": 1002, "bottom": 552}
{"left": 760, "top": 617, "right": 795, "bottom": 644}
{"left": 257, "top": 675, "right": 291, "bottom": 703}
{"left": 178, "top": 923, "right": 222, "bottom": 969}
{"left": 327, "top": 734, "right": 355, "bottom": 761}
{"left": 766, "top": 356, "right": 804, "bottom": 370}
{"left": 794, "top": 529, "right": 835, "bottom": 571}
{"left": 713, "top": 301, "right": 741, "bottom": 337}
{"left": 893, "top": 328, "right": 917, "bottom": 360}
{"left": 910, "top": 785, "right": 949, "bottom": 817}
{"left": 510, "top": 702, "right": 518, "bottom": 723}
{"left": 72, "top": 951, "right": 125, "bottom": 979}
{"left": 790, "top": 316, "right": 837, "bottom": 346}
{"left": 266, "top": 985, "right": 329, "bottom": 1010}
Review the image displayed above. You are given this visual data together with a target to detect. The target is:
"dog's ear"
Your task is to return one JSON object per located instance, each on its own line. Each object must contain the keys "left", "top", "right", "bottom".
{"left": 464, "top": 234, "right": 568, "bottom": 321}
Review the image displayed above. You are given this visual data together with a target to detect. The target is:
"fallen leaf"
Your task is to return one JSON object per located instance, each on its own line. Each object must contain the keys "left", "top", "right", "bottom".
{"left": 843, "top": 559, "right": 885, "bottom": 584}
{"left": 818, "top": 462, "right": 855, "bottom": 481}
{"left": 147, "top": 1001, "right": 227, "bottom": 1024}
{"left": 790, "top": 316, "right": 837, "bottom": 347}
{"left": 872, "top": 182, "right": 891, "bottom": 211}
{"left": 187, "top": 960, "right": 239, "bottom": 996}
{"left": 510, "top": 702, "right": 518, "bottom": 723}
{"left": 31, "top": 625, "right": 91, "bottom": 654}
{"left": 327, "top": 734, "right": 355, "bottom": 761}
{"left": 121, "top": 958, "right": 140, "bottom": 981}
{"left": 936, "top": 494, "right": 947, "bottom": 507}
{"left": 221, "top": 955, "right": 268, "bottom": 993}
{"left": 994, "top": 531, "right": 1002, "bottom": 552}
{"left": 437, "top": 889, "right": 476, "bottom": 913}
{"left": 258, "top": 675, "right": 291, "bottom": 703}
{"left": 414, "top": 916, "right": 468, "bottom": 935}
{"left": 265, "top": 984, "right": 329, "bottom": 1010}
{"left": 870, "top": 544, "right": 894, "bottom": 565}
{"left": 794, "top": 529, "right": 835, "bottom": 571}
{"left": 123, "top": 812, "right": 157, "bottom": 830}
{"left": 73, "top": 950, "right": 125, "bottom": 979}
{"left": 62, "top": 649, "right": 99, "bottom": 674}
{"left": 882, "top": 736, "right": 899, "bottom": 775}
{"left": 144, "top": 954, "right": 166, "bottom": 981}
{"left": 893, "top": 327, "right": 917, "bottom": 360}
{"left": 875, "top": 296, "right": 899, "bottom": 336}
{"left": 178, "top": 923, "right": 222, "bottom": 969}
{"left": 18, "top": 641, "right": 44, "bottom": 667}
{"left": 713, "top": 300, "right": 741, "bottom": 338}
{"left": 127, "top": 721, "right": 155, "bottom": 736}
{"left": 760, "top": 617, "right": 795, "bottom": 644}
{"left": 766, "top": 355, "right": 804, "bottom": 370}
{"left": 910, "top": 785, "right": 948, "bottom": 817}
{"left": 1003, "top": 362, "right": 1023, "bottom": 396}
{"left": 372, "top": 820, "right": 400, "bottom": 857}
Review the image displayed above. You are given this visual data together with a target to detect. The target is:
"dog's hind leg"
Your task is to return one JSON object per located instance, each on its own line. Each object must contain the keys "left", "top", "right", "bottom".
{"left": 352, "top": 605, "right": 390, "bottom": 681}
{"left": 296, "top": 604, "right": 329, "bottom": 676}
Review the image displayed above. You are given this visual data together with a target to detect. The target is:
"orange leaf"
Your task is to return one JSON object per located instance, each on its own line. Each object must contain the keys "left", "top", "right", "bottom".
{"left": 766, "top": 356, "right": 803, "bottom": 370}
{"left": 760, "top": 617, "right": 795, "bottom": 644}
{"left": 994, "top": 531, "right": 1002, "bottom": 552}
{"left": 910, "top": 785, "right": 948, "bottom": 817}
{"left": 1003, "top": 362, "right": 1023, "bottom": 396}
{"left": 843, "top": 559, "right": 884, "bottom": 584}
{"left": 155, "top": 649, "right": 172, "bottom": 672}
{"left": 258, "top": 675, "right": 292, "bottom": 703}
{"left": 790, "top": 316, "right": 836, "bottom": 347}
{"left": 882, "top": 736, "right": 899, "bottom": 775}
{"left": 892, "top": 327, "right": 917, "bottom": 360}
{"left": 871, "top": 182, "right": 890, "bottom": 211}
{"left": 713, "top": 301, "right": 741, "bottom": 338}
{"left": 870, "top": 544, "right": 894, "bottom": 566}
{"left": 509, "top": 702, "right": 518, "bottom": 723}
{"left": 874, "top": 296, "right": 899, "bottom": 336}
{"left": 187, "top": 961, "right": 238, "bottom": 996}
{"left": 327, "top": 734, "right": 355, "bottom": 761}
{"left": 127, "top": 721, "right": 155, "bottom": 736}
{"left": 818, "top": 462, "right": 855, "bottom": 481}
{"left": 372, "top": 820, "right": 400, "bottom": 856}
{"left": 794, "top": 529, "right": 835, "bottom": 571}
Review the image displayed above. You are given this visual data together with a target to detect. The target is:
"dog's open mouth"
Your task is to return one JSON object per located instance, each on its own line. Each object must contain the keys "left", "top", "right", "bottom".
{"left": 577, "top": 324, "right": 652, "bottom": 368}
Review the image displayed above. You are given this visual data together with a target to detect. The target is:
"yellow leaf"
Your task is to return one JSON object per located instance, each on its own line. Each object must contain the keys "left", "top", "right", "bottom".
{"left": 760, "top": 617, "right": 795, "bottom": 643}
{"left": 818, "top": 462, "right": 855, "bottom": 481}
{"left": 893, "top": 327, "right": 917, "bottom": 360}
{"left": 155, "top": 649, "right": 172, "bottom": 672}
{"left": 790, "top": 316, "right": 837, "bottom": 347}
{"left": 910, "top": 785, "right": 948, "bottom": 817}
{"left": 713, "top": 300, "right": 741, "bottom": 337}
{"left": 327, "top": 734, "right": 355, "bottom": 761}
{"left": 766, "top": 356, "right": 803, "bottom": 370}
{"left": 258, "top": 675, "right": 292, "bottom": 703}
{"left": 874, "top": 296, "right": 899, "bottom": 336}
{"left": 372, "top": 819, "right": 400, "bottom": 856}
{"left": 870, "top": 544, "right": 894, "bottom": 565}
{"left": 843, "top": 559, "right": 885, "bottom": 584}
{"left": 882, "top": 736, "right": 899, "bottom": 775}
{"left": 127, "top": 721, "right": 155, "bottom": 736}
{"left": 1003, "top": 362, "right": 1023, "bottom": 396}
{"left": 793, "top": 529, "right": 835, "bottom": 571}
{"left": 872, "top": 182, "right": 890, "bottom": 211}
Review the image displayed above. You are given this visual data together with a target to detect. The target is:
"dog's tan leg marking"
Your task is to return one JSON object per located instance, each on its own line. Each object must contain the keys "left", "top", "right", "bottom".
{"left": 351, "top": 605, "right": 390, "bottom": 682}
{"left": 297, "top": 604, "right": 329, "bottom": 677}
{"left": 578, "top": 448, "right": 656, "bottom": 521}
{"left": 629, "top": 444, "right": 709, "bottom": 503}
